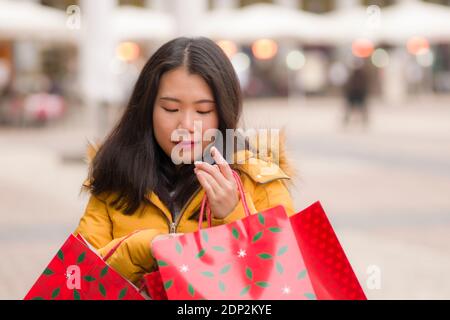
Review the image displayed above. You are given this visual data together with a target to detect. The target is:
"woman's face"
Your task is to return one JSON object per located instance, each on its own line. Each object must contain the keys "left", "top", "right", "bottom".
{"left": 153, "top": 67, "right": 219, "bottom": 164}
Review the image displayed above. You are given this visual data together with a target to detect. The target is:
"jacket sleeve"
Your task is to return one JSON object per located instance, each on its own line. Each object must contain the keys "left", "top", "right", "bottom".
{"left": 73, "top": 194, "right": 164, "bottom": 285}
{"left": 252, "top": 179, "right": 296, "bottom": 217}
{"left": 73, "top": 193, "right": 113, "bottom": 249}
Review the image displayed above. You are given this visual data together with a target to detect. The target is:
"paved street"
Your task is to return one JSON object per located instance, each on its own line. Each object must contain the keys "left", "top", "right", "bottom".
{"left": 1, "top": 95, "right": 449, "bottom": 299}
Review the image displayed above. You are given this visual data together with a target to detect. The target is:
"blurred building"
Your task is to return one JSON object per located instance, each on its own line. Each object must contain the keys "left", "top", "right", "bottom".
{"left": 1, "top": 0, "right": 450, "bottom": 128}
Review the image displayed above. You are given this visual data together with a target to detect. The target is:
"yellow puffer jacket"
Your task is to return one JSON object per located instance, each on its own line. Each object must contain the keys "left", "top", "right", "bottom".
{"left": 73, "top": 140, "right": 298, "bottom": 286}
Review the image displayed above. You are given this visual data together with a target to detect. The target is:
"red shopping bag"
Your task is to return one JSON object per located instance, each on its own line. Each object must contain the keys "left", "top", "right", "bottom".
{"left": 24, "top": 233, "right": 145, "bottom": 300}
{"left": 290, "top": 202, "right": 366, "bottom": 300}
{"left": 151, "top": 171, "right": 316, "bottom": 300}
{"left": 142, "top": 271, "right": 168, "bottom": 300}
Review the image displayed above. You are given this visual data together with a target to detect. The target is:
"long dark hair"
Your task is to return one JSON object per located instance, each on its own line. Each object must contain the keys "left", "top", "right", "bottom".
{"left": 86, "top": 36, "right": 249, "bottom": 217}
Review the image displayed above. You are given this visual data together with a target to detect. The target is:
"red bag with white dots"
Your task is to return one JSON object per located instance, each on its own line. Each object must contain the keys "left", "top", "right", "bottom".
{"left": 150, "top": 170, "right": 366, "bottom": 300}
{"left": 290, "top": 202, "right": 367, "bottom": 300}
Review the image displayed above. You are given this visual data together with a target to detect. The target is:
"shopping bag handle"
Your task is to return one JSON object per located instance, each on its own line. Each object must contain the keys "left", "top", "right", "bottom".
{"left": 198, "top": 169, "right": 251, "bottom": 229}
{"left": 102, "top": 229, "right": 142, "bottom": 261}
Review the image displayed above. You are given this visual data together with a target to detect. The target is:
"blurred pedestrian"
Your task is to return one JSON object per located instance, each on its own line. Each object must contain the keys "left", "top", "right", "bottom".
{"left": 342, "top": 66, "right": 370, "bottom": 129}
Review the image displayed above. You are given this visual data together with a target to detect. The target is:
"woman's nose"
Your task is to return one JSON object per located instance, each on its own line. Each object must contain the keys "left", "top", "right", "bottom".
{"left": 179, "top": 111, "right": 200, "bottom": 133}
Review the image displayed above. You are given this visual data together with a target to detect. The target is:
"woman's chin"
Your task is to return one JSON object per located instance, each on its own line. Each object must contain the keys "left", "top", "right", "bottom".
{"left": 170, "top": 144, "right": 203, "bottom": 164}
{"left": 171, "top": 151, "right": 196, "bottom": 165}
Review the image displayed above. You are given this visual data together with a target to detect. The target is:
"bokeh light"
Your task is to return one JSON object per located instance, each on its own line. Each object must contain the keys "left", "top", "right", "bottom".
{"left": 231, "top": 52, "right": 250, "bottom": 73}
{"left": 116, "top": 42, "right": 140, "bottom": 62}
{"left": 416, "top": 50, "right": 434, "bottom": 67}
{"left": 216, "top": 40, "right": 238, "bottom": 59}
{"left": 252, "top": 39, "right": 278, "bottom": 60}
{"left": 351, "top": 38, "right": 374, "bottom": 58}
{"left": 407, "top": 36, "right": 430, "bottom": 55}
{"left": 371, "top": 48, "right": 390, "bottom": 68}
{"left": 286, "top": 50, "right": 306, "bottom": 70}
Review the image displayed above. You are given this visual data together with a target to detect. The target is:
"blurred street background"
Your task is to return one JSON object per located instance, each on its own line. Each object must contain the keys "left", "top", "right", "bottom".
{"left": 1, "top": 0, "right": 450, "bottom": 299}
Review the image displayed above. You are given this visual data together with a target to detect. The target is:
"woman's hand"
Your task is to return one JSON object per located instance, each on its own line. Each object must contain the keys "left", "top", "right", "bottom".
{"left": 194, "top": 146, "right": 239, "bottom": 220}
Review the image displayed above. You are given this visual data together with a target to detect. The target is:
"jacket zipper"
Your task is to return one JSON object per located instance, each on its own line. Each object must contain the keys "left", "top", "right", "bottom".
{"left": 163, "top": 186, "right": 202, "bottom": 234}
{"left": 169, "top": 221, "right": 176, "bottom": 234}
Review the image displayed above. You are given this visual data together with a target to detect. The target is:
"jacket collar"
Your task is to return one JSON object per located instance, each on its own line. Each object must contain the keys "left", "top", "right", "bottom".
{"left": 146, "top": 187, "right": 206, "bottom": 223}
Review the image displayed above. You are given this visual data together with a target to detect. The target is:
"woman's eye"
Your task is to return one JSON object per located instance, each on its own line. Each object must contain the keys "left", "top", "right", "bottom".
{"left": 197, "top": 110, "right": 213, "bottom": 115}
{"left": 162, "top": 107, "right": 178, "bottom": 113}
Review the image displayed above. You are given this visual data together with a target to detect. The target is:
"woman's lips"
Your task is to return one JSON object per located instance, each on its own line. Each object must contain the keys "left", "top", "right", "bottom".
{"left": 175, "top": 141, "right": 199, "bottom": 148}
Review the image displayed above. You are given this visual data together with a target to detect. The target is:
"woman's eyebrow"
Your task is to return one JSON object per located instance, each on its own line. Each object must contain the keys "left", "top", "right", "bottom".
{"left": 159, "top": 96, "right": 215, "bottom": 104}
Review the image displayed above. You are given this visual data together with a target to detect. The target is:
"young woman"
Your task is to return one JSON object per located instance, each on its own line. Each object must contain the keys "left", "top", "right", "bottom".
{"left": 74, "top": 37, "right": 296, "bottom": 287}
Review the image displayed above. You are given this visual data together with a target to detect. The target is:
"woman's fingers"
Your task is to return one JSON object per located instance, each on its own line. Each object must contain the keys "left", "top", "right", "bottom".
{"left": 194, "top": 159, "right": 229, "bottom": 187}
{"left": 194, "top": 146, "right": 234, "bottom": 185}
{"left": 210, "top": 147, "right": 238, "bottom": 198}
{"left": 194, "top": 148, "right": 241, "bottom": 220}
{"left": 211, "top": 146, "right": 234, "bottom": 181}
{"left": 195, "top": 169, "right": 220, "bottom": 198}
